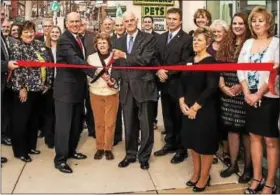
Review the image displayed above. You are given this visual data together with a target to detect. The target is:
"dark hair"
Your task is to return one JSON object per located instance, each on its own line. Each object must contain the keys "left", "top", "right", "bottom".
{"left": 216, "top": 12, "right": 251, "bottom": 62}
{"left": 9, "top": 22, "right": 22, "bottom": 37}
{"left": 167, "top": 8, "right": 182, "bottom": 21}
{"left": 193, "top": 9, "right": 212, "bottom": 27}
{"left": 94, "top": 32, "right": 112, "bottom": 52}
{"left": 143, "top": 16, "right": 154, "bottom": 23}
{"left": 18, "top": 21, "right": 36, "bottom": 38}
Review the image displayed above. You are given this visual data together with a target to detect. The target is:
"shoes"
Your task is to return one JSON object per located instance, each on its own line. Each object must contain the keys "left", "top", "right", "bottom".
{"left": 105, "top": 150, "right": 114, "bottom": 160}
{"left": 223, "top": 152, "right": 231, "bottom": 166}
{"left": 29, "top": 149, "right": 41, "bottom": 155}
{"left": 220, "top": 165, "right": 239, "bottom": 178}
{"left": 69, "top": 152, "right": 87, "bottom": 160}
{"left": 193, "top": 176, "right": 211, "bottom": 192}
{"left": 55, "top": 163, "right": 73, "bottom": 174}
{"left": 244, "top": 177, "right": 265, "bottom": 194}
{"left": 47, "top": 144, "right": 54, "bottom": 149}
{"left": 262, "top": 184, "right": 277, "bottom": 194}
{"left": 18, "top": 155, "right": 32, "bottom": 163}
{"left": 118, "top": 158, "right": 136, "bottom": 168}
{"left": 238, "top": 167, "right": 253, "bottom": 183}
{"left": 154, "top": 145, "right": 176, "bottom": 156}
{"left": 1, "top": 157, "right": 8, "bottom": 163}
{"left": 140, "top": 161, "right": 149, "bottom": 170}
{"left": 186, "top": 179, "right": 199, "bottom": 187}
{"left": 2, "top": 137, "right": 12, "bottom": 146}
{"left": 171, "top": 152, "right": 188, "bottom": 164}
{"left": 94, "top": 150, "right": 104, "bottom": 160}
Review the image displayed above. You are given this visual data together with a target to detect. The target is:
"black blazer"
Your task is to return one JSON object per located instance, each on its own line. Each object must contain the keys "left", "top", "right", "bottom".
{"left": 82, "top": 31, "right": 96, "bottom": 58}
{"left": 1, "top": 33, "right": 9, "bottom": 94}
{"left": 54, "top": 30, "right": 95, "bottom": 103}
{"left": 36, "top": 35, "right": 45, "bottom": 43}
{"left": 112, "top": 30, "right": 158, "bottom": 104}
{"left": 156, "top": 29, "right": 193, "bottom": 98}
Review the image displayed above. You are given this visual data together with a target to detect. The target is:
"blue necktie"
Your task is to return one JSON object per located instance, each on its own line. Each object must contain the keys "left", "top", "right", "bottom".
{"left": 167, "top": 32, "right": 172, "bottom": 44}
{"left": 127, "top": 36, "right": 134, "bottom": 54}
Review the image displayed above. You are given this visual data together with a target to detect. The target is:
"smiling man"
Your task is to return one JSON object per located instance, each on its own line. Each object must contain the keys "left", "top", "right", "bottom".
{"left": 53, "top": 12, "right": 95, "bottom": 174}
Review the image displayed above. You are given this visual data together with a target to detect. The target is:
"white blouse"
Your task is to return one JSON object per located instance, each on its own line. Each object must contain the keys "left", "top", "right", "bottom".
{"left": 237, "top": 37, "right": 279, "bottom": 98}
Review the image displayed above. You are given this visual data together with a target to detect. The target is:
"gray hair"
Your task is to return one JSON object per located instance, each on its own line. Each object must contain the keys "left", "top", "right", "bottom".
{"left": 210, "top": 19, "right": 229, "bottom": 31}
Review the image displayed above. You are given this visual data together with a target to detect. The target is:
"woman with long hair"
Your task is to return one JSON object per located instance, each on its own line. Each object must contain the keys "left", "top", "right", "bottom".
{"left": 216, "top": 12, "right": 252, "bottom": 183}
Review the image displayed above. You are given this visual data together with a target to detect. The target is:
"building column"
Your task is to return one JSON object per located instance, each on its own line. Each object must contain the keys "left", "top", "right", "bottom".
{"left": 25, "top": 1, "right": 32, "bottom": 20}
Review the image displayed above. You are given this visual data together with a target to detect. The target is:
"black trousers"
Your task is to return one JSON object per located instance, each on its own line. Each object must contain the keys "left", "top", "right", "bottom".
{"left": 161, "top": 92, "right": 185, "bottom": 153}
{"left": 122, "top": 88, "right": 154, "bottom": 163}
{"left": 11, "top": 91, "right": 41, "bottom": 157}
{"left": 1, "top": 87, "right": 13, "bottom": 138}
{"left": 152, "top": 97, "right": 159, "bottom": 124}
{"left": 85, "top": 91, "right": 95, "bottom": 136}
{"left": 41, "top": 89, "right": 55, "bottom": 146}
{"left": 114, "top": 103, "right": 123, "bottom": 142}
{"left": 54, "top": 100, "right": 83, "bottom": 165}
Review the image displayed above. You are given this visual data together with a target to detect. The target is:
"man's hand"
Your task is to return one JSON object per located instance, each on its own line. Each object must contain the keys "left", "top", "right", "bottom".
{"left": 113, "top": 49, "right": 126, "bottom": 59}
{"left": 8, "top": 61, "right": 19, "bottom": 70}
{"left": 19, "top": 88, "right": 27, "bottom": 102}
{"left": 186, "top": 108, "right": 197, "bottom": 120}
{"left": 156, "top": 69, "right": 168, "bottom": 82}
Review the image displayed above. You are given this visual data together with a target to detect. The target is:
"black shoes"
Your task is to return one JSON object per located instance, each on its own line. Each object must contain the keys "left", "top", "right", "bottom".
{"left": 118, "top": 158, "right": 136, "bottom": 168}
{"left": 94, "top": 150, "right": 104, "bottom": 160}
{"left": 171, "top": 152, "right": 188, "bottom": 164}
{"left": 18, "top": 155, "right": 32, "bottom": 163}
{"left": 193, "top": 176, "right": 211, "bottom": 192}
{"left": 2, "top": 137, "right": 12, "bottom": 146}
{"left": 105, "top": 150, "right": 114, "bottom": 160}
{"left": 238, "top": 167, "right": 253, "bottom": 183}
{"left": 140, "top": 161, "right": 149, "bottom": 170}
{"left": 69, "top": 152, "right": 87, "bottom": 160}
{"left": 244, "top": 177, "right": 265, "bottom": 194}
{"left": 186, "top": 179, "right": 199, "bottom": 187}
{"left": 55, "top": 163, "right": 73, "bottom": 174}
{"left": 220, "top": 165, "right": 239, "bottom": 178}
{"left": 154, "top": 145, "right": 176, "bottom": 156}
{"left": 1, "top": 157, "right": 8, "bottom": 163}
{"left": 29, "top": 149, "right": 41, "bottom": 155}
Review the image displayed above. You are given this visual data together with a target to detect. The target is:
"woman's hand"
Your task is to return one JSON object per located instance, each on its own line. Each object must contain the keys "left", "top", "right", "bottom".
{"left": 42, "top": 85, "right": 49, "bottom": 94}
{"left": 245, "top": 93, "right": 261, "bottom": 106}
{"left": 179, "top": 97, "right": 189, "bottom": 116}
{"left": 19, "top": 88, "right": 27, "bottom": 102}
{"left": 229, "top": 84, "right": 242, "bottom": 96}
{"left": 221, "top": 86, "right": 235, "bottom": 97}
{"left": 186, "top": 108, "right": 197, "bottom": 120}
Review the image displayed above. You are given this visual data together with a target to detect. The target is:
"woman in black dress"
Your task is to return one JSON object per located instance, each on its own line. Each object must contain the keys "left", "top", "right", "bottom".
{"left": 179, "top": 27, "right": 219, "bottom": 192}
{"left": 216, "top": 13, "right": 252, "bottom": 183}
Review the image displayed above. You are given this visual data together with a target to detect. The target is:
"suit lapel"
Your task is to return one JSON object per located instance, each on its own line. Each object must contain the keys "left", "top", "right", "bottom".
{"left": 65, "top": 30, "right": 84, "bottom": 57}
{"left": 164, "top": 29, "right": 183, "bottom": 60}
{"left": 130, "top": 30, "right": 143, "bottom": 53}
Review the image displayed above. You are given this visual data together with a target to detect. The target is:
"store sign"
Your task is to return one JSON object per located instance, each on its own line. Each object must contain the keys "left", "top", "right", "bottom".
{"left": 134, "top": 0, "right": 174, "bottom": 6}
{"left": 142, "top": 6, "right": 166, "bottom": 17}
{"left": 153, "top": 17, "right": 166, "bottom": 31}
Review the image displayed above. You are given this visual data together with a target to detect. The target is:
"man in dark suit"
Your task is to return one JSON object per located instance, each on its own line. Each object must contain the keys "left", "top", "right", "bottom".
{"left": 54, "top": 12, "right": 96, "bottom": 174}
{"left": 1, "top": 18, "right": 19, "bottom": 163}
{"left": 79, "top": 18, "right": 96, "bottom": 138}
{"left": 142, "top": 16, "right": 159, "bottom": 36}
{"left": 113, "top": 11, "right": 158, "bottom": 170}
{"left": 153, "top": 8, "right": 193, "bottom": 164}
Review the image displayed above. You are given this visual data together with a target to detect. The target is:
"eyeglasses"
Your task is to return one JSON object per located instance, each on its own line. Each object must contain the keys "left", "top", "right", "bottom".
{"left": 115, "top": 24, "right": 123, "bottom": 27}
{"left": 43, "top": 25, "right": 52, "bottom": 28}
{"left": 144, "top": 21, "right": 152, "bottom": 23}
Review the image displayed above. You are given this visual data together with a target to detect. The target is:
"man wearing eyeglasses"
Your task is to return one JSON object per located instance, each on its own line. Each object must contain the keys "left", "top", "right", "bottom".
{"left": 37, "top": 19, "right": 54, "bottom": 43}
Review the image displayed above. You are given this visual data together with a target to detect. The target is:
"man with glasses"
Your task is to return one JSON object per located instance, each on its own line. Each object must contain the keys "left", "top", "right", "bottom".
{"left": 37, "top": 19, "right": 54, "bottom": 43}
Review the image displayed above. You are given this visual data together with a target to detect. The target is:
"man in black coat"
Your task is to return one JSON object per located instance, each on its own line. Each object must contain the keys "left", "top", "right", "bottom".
{"left": 53, "top": 12, "right": 95, "bottom": 174}
{"left": 113, "top": 11, "right": 158, "bottom": 170}
{"left": 153, "top": 8, "right": 193, "bottom": 164}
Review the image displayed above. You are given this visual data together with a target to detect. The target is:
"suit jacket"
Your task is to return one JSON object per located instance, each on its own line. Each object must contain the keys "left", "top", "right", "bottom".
{"left": 156, "top": 29, "right": 193, "bottom": 98}
{"left": 36, "top": 35, "right": 45, "bottom": 43}
{"left": 152, "top": 31, "right": 159, "bottom": 36}
{"left": 82, "top": 31, "right": 96, "bottom": 58}
{"left": 1, "top": 32, "right": 9, "bottom": 94}
{"left": 112, "top": 30, "right": 158, "bottom": 104}
{"left": 54, "top": 30, "right": 95, "bottom": 103}
{"left": 6, "top": 36, "right": 19, "bottom": 48}
{"left": 111, "top": 32, "right": 126, "bottom": 48}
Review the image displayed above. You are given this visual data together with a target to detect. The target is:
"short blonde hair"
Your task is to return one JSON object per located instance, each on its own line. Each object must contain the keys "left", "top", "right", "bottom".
{"left": 210, "top": 19, "right": 229, "bottom": 32}
{"left": 193, "top": 27, "right": 214, "bottom": 45}
{"left": 248, "top": 6, "right": 275, "bottom": 39}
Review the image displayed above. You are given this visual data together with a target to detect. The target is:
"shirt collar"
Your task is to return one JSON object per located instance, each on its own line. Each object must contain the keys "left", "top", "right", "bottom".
{"left": 144, "top": 29, "right": 153, "bottom": 34}
{"left": 127, "top": 29, "right": 138, "bottom": 40}
{"left": 169, "top": 28, "right": 181, "bottom": 37}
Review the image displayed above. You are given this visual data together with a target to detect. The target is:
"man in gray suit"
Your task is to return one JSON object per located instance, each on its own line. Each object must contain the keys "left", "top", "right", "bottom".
{"left": 1, "top": 20, "right": 18, "bottom": 48}
{"left": 113, "top": 11, "right": 158, "bottom": 170}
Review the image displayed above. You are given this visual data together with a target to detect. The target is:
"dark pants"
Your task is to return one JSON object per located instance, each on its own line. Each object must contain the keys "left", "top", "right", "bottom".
{"left": 161, "top": 92, "right": 185, "bottom": 153}
{"left": 122, "top": 88, "right": 154, "bottom": 163}
{"left": 152, "top": 98, "right": 159, "bottom": 124}
{"left": 1, "top": 87, "right": 13, "bottom": 138}
{"left": 85, "top": 91, "right": 95, "bottom": 137}
{"left": 11, "top": 91, "right": 40, "bottom": 157}
{"left": 114, "top": 103, "right": 123, "bottom": 142}
{"left": 40, "top": 89, "right": 55, "bottom": 146}
{"left": 54, "top": 100, "right": 83, "bottom": 165}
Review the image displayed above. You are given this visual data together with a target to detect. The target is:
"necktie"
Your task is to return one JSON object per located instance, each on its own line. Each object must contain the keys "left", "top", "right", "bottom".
{"left": 76, "top": 36, "right": 83, "bottom": 51}
{"left": 127, "top": 36, "right": 134, "bottom": 54}
{"left": 167, "top": 32, "right": 172, "bottom": 44}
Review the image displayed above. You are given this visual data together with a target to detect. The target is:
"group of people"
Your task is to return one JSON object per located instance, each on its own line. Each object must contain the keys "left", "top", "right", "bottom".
{"left": 1, "top": 4, "right": 279, "bottom": 194}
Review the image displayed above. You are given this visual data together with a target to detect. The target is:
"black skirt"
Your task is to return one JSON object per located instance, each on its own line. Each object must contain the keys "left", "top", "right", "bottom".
{"left": 245, "top": 97, "right": 279, "bottom": 138}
